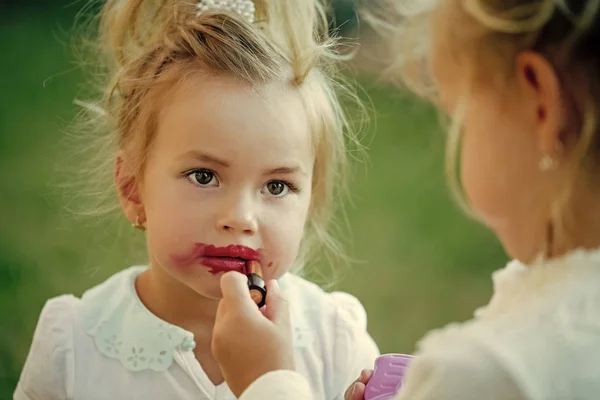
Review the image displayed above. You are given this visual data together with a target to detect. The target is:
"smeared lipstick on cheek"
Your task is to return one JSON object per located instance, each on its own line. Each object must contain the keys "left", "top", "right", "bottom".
{"left": 170, "top": 243, "right": 207, "bottom": 268}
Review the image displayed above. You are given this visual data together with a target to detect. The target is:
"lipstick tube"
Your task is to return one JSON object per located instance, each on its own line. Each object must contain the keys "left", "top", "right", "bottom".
{"left": 246, "top": 260, "right": 266, "bottom": 308}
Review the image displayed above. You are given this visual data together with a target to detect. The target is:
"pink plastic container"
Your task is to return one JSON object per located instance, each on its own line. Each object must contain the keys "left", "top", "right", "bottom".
{"left": 364, "top": 354, "right": 413, "bottom": 400}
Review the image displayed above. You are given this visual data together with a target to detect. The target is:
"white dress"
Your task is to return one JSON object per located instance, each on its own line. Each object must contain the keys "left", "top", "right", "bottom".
{"left": 14, "top": 266, "right": 379, "bottom": 400}
{"left": 239, "top": 249, "right": 600, "bottom": 400}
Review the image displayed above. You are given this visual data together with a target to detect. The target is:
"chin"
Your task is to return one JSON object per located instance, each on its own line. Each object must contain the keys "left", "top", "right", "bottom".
{"left": 498, "top": 233, "right": 540, "bottom": 265}
{"left": 185, "top": 277, "right": 224, "bottom": 300}
{"left": 161, "top": 266, "right": 225, "bottom": 301}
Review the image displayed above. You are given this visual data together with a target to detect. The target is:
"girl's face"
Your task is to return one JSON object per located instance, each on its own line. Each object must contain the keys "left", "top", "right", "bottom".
{"left": 128, "top": 74, "right": 314, "bottom": 300}
{"left": 431, "top": 27, "right": 564, "bottom": 262}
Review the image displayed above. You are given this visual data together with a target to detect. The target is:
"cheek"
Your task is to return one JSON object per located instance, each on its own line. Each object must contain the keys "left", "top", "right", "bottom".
{"left": 460, "top": 104, "right": 542, "bottom": 229}
{"left": 460, "top": 108, "right": 522, "bottom": 221}
{"left": 262, "top": 195, "right": 311, "bottom": 277}
{"left": 143, "top": 178, "right": 209, "bottom": 261}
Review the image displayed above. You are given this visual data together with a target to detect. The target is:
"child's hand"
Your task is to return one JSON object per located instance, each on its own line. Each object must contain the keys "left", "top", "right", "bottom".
{"left": 344, "top": 369, "right": 374, "bottom": 400}
{"left": 212, "top": 272, "right": 295, "bottom": 397}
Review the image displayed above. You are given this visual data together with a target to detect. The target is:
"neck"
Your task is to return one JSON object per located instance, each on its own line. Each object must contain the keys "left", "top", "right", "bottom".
{"left": 135, "top": 265, "right": 219, "bottom": 341}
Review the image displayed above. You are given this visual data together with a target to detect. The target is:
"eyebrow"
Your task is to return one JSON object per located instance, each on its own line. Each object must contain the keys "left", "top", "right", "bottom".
{"left": 179, "top": 150, "right": 230, "bottom": 168}
{"left": 264, "top": 166, "right": 306, "bottom": 176}
{"left": 179, "top": 150, "right": 306, "bottom": 176}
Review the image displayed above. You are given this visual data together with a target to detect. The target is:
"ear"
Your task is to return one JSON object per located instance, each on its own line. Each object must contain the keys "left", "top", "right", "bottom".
{"left": 515, "top": 51, "right": 567, "bottom": 159}
{"left": 115, "top": 153, "right": 145, "bottom": 226}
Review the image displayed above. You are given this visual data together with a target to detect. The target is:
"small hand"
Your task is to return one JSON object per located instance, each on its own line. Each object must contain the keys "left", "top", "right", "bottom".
{"left": 212, "top": 272, "right": 295, "bottom": 397}
{"left": 345, "top": 369, "right": 374, "bottom": 400}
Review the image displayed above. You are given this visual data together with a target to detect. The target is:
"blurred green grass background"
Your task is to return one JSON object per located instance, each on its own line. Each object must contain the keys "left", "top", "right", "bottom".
{"left": 0, "top": 3, "right": 506, "bottom": 397}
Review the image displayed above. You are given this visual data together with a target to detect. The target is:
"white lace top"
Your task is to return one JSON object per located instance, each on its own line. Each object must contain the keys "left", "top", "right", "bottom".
{"left": 14, "top": 266, "right": 379, "bottom": 400}
{"left": 238, "top": 249, "right": 600, "bottom": 400}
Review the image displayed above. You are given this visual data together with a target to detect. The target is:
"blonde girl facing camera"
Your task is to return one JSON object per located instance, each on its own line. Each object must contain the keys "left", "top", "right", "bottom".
{"left": 208, "top": 1, "right": 600, "bottom": 399}
{"left": 14, "top": 0, "right": 379, "bottom": 399}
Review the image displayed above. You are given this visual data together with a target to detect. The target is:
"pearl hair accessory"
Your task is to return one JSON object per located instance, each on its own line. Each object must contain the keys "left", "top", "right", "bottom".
{"left": 196, "top": 0, "right": 256, "bottom": 24}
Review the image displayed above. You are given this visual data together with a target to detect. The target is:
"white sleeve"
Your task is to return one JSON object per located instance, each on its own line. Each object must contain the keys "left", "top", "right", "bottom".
{"left": 239, "top": 370, "right": 313, "bottom": 400}
{"left": 14, "top": 295, "right": 76, "bottom": 400}
{"left": 395, "top": 339, "right": 527, "bottom": 400}
{"left": 331, "top": 292, "right": 380, "bottom": 399}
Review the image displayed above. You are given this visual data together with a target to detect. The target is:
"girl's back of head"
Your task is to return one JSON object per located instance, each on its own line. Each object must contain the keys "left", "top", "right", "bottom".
{"left": 371, "top": 0, "right": 600, "bottom": 262}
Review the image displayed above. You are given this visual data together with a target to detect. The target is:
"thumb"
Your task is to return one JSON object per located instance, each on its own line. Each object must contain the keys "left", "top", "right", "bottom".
{"left": 263, "top": 279, "right": 290, "bottom": 327}
{"left": 345, "top": 382, "right": 366, "bottom": 400}
{"left": 220, "top": 272, "right": 256, "bottom": 313}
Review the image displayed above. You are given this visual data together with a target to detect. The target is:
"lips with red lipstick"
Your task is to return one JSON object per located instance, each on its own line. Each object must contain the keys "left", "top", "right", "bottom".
{"left": 171, "top": 243, "right": 260, "bottom": 275}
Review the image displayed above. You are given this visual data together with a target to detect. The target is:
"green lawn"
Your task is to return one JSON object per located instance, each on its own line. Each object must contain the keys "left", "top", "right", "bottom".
{"left": 0, "top": 8, "right": 506, "bottom": 397}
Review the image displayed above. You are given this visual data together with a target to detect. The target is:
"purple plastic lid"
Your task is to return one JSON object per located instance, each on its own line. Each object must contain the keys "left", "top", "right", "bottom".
{"left": 364, "top": 353, "right": 413, "bottom": 400}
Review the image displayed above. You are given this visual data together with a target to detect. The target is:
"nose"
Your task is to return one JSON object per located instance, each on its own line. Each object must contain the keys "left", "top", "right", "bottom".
{"left": 216, "top": 191, "right": 258, "bottom": 235}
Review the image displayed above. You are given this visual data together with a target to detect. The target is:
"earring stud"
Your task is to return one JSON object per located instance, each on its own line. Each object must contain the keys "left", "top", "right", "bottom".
{"left": 132, "top": 214, "right": 146, "bottom": 231}
{"left": 539, "top": 155, "right": 557, "bottom": 171}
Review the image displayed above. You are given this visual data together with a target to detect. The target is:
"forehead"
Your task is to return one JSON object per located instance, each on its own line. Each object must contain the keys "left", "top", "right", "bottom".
{"left": 154, "top": 73, "right": 313, "bottom": 163}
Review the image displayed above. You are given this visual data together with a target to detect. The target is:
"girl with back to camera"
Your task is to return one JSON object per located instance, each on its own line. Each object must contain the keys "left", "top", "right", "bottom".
{"left": 14, "top": 0, "right": 380, "bottom": 399}
{"left": 210, "top": 1, "right": 600, "bottom": 399}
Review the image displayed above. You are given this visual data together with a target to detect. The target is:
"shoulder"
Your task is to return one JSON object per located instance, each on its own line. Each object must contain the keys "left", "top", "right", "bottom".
{"left": 31, "top": 294, "right": 80, "bottom": 344}
{"left": 279, "top": 273, "right": 370, "bottom": 332}
{"left": 400, "top": 336, "right": 527, "bottom": 400}
{"left": 42, "top": 293, "right": 80, "bottom": 319}
{"left": 409, "top": 303, "right": 546, "bottom": 400}
{"left": 280, "top": 274, "right": 379, "bottom": 391}
{"left": 15, "top": 295, "right": 80, "bottom": 400}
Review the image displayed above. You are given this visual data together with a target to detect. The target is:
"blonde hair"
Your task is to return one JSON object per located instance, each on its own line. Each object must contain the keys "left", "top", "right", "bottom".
{"left": 369, "top": 0, "right": 600, "bottom": 240}
{"left": 71, "top": 0, "right": 364, "bottom": 273}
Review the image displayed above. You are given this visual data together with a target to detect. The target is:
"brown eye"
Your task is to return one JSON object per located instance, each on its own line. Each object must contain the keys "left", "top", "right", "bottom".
{"left": 187, "top": 169, "right": 218, "bottom": 186}
{"left": 267, "top": 181, "right": 287, "bottom": 196}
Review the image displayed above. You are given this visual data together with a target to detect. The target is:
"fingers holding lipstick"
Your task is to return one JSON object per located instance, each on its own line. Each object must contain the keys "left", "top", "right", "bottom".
{"left": 219, "top": 271, "right": 258, "bottom": 314}
{"left": 262, "top": 279, "right": 288, "bottom": 323}
{"left": 214, "top": 272, "right": 295, "bottom": 397}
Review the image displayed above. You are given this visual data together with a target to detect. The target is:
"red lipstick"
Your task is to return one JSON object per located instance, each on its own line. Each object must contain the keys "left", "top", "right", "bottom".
{"left": 202, "top": 244, "right": 259, "bottom": 261}
{"left": 246, "top": 260, "right": 266, "bottom": 308}
{"left": 171, "top": 243, "right": 261, "bottom": 275}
